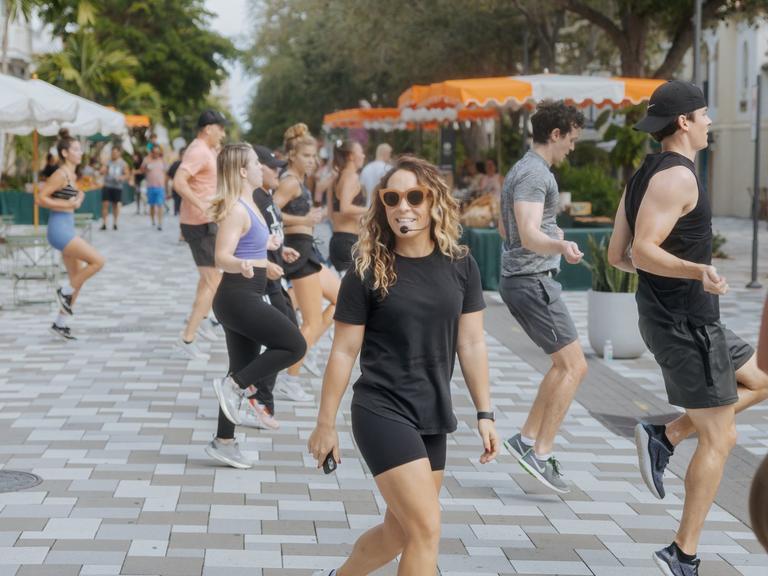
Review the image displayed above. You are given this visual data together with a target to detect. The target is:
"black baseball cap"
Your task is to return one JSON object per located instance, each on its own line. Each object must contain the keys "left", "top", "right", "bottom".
{"left": 197, "top": 109, "right": 229, "bottom": 129}
{"left": 253, "top": 145, "right": 286, "bottom": 170}
{"left": 634, "top": 80, "right": 707, "bottom": 133}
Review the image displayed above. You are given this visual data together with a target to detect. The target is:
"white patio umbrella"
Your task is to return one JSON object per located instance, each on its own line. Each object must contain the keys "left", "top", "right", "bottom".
{"left": 0, "top": 73, "right": 79, "bottom": 130}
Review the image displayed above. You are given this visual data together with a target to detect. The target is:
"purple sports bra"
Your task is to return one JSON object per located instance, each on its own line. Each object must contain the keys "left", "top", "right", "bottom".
{"left": 234, "top": 199, "right": 269, "bottom": 260}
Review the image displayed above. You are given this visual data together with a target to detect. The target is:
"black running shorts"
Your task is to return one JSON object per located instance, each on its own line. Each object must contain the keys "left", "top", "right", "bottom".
{"left": 101, "top": 186, "right": 122, "bottom": 204}
{"left": 639, "top": 317, "right": 753, "bottom": 409}
{"left": 351, "top": 404, "right": 446, "bottom": 477}
{"left": 283, "top": 233, "right": 323, "bottom": 280}
{"left": 329, "top": 232, "right": 357, "bottom": 273}
{"left": 181, "top": 222, "right": 217, "bottom": 268}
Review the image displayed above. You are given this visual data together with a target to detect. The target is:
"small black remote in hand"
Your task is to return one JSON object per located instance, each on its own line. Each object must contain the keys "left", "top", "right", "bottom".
{"left": 322, "top": 451, "right": 337, "bottom": 474}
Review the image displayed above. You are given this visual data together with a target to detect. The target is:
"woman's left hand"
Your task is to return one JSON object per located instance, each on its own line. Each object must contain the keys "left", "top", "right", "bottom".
{"left": 478, "top": 419, "right": 499, "bottom": 464}
{"left": 282, "top": 247, "right": 299, "bottom": 263}
{"left": 267, "top": 233, "right": 281, "bottom": 251}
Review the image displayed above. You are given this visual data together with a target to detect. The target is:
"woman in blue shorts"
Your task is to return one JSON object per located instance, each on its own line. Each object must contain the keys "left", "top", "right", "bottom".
{"left": 38, "top": 128, "right": 105, "bottom": 340}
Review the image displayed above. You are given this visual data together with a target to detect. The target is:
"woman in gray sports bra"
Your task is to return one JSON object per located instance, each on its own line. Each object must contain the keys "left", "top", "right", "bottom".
{"left": 273, "top": 123, "right": 340, "bottom": 385}
{"left": 328, "top": 140, "right": 367, "bottom": 273}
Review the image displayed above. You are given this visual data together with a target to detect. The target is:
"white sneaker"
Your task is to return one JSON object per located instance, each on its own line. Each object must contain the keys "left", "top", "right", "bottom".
{"left": 204, "top": 437, "right": 252, "bottom": 469}
{"left": 273, "top": 376, "right": 314, "bottom": 402}
{"left": 213, "top": 376, "right": 243, "bottom": 425}
{"left": 197, "top": 319, "right": 219, "bottom": 341}
{"left": 171, "top": 338, "right": 208, "bottom": 360}
{"left": 239, "top": 398, "right": 280, "bottom": 430}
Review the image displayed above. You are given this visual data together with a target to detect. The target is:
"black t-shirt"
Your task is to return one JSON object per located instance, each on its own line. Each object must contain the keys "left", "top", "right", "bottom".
{"left": 253, "top": 187, "right": 285, "bottom": 287}
{"left": 334, "top": 250, "right": 486, "bottom": 434}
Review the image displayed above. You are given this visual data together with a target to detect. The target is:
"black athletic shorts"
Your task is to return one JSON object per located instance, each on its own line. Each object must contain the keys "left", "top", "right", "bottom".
{"left": 639, "top": 317, "right": 754, "bottom": 409}
{"left": 283, "top": 233, "right": 323, "bottom": 280}
{"left": 181, "top": 222, "right": 217, "bottom": 268}
{"left": 329, "top": 231, "right": 357, "bottom": 273}
{"left": 101, "top": 186, "right": 122, "bottom": 204}
{"left": 351, "top": 404, "right": 447, "bottom": 477}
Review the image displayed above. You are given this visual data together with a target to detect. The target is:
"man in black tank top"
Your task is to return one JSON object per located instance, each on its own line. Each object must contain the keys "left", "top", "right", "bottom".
{"left": 608, "top": 81, "right": 768, "bottom": 576}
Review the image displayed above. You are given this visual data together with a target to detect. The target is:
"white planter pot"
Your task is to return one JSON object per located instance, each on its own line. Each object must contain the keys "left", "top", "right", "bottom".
{"left": 587, "top": 290, "right": 646, "bottom": 359}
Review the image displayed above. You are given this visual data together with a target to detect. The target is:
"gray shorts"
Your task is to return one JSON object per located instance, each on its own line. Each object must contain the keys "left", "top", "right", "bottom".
{"left": 499, "top": 273, "right": 578, "bottom": 355}
{"left": 639, "top": 317, "right": 754, "bottom": 409}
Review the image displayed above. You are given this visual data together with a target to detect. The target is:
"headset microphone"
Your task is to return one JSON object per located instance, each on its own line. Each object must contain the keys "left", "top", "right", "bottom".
{"left": 399, "top": 224, "right": 429, "bottom": 234}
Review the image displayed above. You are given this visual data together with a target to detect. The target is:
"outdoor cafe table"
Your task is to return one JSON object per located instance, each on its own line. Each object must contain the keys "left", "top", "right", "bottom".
{"left": 460, "top": 226, "right": 613, "bottom": 291}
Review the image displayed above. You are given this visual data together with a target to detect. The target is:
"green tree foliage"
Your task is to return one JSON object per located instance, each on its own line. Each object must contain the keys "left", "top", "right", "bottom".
{"left": 37, "top": 0, "right": 236, "bottom": 123}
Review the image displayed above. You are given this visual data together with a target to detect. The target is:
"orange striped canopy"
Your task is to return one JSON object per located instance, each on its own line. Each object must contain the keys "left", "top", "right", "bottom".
{"left": 322, "top": 106, "right": 498, "bottom": 131}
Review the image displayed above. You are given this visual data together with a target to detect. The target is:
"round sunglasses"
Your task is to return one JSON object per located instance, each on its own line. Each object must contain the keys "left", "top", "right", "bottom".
{"left": 379, "top": 186, "right": 430, "bottom": 208}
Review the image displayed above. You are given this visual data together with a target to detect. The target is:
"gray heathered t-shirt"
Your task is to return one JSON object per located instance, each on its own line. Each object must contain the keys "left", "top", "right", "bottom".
{"left": 104, "top": 158, "right": 127, "bottom": 189}
{"left": 500, "top": 150, "right": 562, "bottom": 276}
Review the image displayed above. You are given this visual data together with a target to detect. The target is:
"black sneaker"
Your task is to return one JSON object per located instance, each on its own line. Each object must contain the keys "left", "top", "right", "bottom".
{"left": 100, "top": 224, "right": 107, "bottom": 231}
{"left": 635, "top": 421, "right": 673, "bottom": 499}
{"left": 653, "top": 543, "right": 699, "bottom": 576}
{"left": 56, "top": 287, "right": 74, "bottom": 315}
{"left": 113, "top": 224, "right": 118, "bottom": 230}
{"left": 50, "top": 323, "right": 77, "bottom": 340}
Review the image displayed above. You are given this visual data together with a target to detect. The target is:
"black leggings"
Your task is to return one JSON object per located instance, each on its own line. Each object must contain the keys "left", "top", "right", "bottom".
{"left": 212, "top": 270, "right": 306, "bottom": 439}
{"left": 248, "top": 280, "right": 299, "bottom": 413}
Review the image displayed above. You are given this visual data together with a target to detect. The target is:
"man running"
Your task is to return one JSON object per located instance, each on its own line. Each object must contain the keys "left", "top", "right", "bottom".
{"left": 499, "top": 100, "right": 587, "bottom": 494}
{"left": 172, "top": 109, "right": 227, "bottom": 359}
{"left": 608, "top": 80, "right": 768, "bottom": 576}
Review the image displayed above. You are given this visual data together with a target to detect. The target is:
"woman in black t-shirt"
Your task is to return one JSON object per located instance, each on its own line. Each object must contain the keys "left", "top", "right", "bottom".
{"left": 308, "top": 155, "right": 499, "bottom": 576}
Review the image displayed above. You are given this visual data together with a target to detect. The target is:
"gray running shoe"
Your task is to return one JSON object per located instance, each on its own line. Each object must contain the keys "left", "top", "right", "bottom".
{"left": 204, "top": 438, "right": 252, "bottom": 469}
{"left": 171, "top": 338, "right": 208, "bottom": 361}
{"left": 653, "top": 543, "right": 700, "bottom": 576}
{"left": 213, "top": 376, "right": 243, "bottom": 425}
{"left": 273, "top": 376, "right": 313, "bottom": 402}
{"left": 504, "top": 433, "right": 532, "bottom": 459}
{"left": 518, "top": 449, "right": 570, "bottom": 494}
{"left": 635, "top": 421, "right": 673, "bottom": 499}
{"left": 197, "top": 319, "right": 219, "bottom": 341}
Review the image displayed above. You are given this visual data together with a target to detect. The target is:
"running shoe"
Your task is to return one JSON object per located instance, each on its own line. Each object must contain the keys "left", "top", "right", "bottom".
{"left": 50, "top": 323, "right": 76, "bottom": 340}
{"left": 635, "top": 421, "right": 673, "bottom": 499}
{"left": 273, "top": 376, "right": 314, "bottom": 402}
{"left": 197, "top": 319, "right": 219, "bottom": 341}
{"left": 56, "top": 287, "right": 74, "bottom": 315}
{"left": 214, "top": 375, "right": 243, "bottom": 425}
{"left": 171, "top": 338, "right": 208, "bottom": 360}
{"left": 113, "top": 224, "right": 117, "bottom": 230}
{"left": 301, "top": 352, "right": 323, "bottom": 377}
{"left": 504, "top": 432, "right": 532, "bottom": 460}
{"left": 204, "top": 437, "right": 252, "bottom": 469}
{"left": 100, "top": 224, "right": 107, "bottom": 231}
{"left": 239, "top": 397, "right": 280, "bottom": 430}
{"left": 518, "top": 449, "right": 570, "bottom": 494}
{"left": 653, "top": 543, "right": 700, "bottom": 576}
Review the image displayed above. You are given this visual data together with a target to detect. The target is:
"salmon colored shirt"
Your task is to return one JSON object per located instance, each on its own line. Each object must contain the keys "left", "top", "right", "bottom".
{"left": 179, "top": 138, "right": 217, "bottom": 225}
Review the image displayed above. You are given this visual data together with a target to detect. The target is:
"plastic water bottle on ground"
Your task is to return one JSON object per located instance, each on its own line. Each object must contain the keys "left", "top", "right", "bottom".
{"left": 603, "top": 339, "right": 613, "bottom": 362}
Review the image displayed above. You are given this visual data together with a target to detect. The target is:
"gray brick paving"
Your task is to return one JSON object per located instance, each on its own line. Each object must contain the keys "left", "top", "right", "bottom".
{"left": 0, "top": 212, "right": 765, "bottom": 575}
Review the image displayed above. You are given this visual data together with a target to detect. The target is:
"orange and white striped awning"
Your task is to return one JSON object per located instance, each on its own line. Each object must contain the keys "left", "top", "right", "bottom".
{"left": 322, "top": 106, "right": 499, "bottom": 131}
{"left": 398, "top": 74, "right": 666, "bottom": 119}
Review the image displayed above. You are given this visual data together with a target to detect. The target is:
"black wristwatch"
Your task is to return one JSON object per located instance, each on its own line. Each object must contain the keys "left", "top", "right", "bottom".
{"left": 476, "top": 411, "right": 495, "bottom": 422}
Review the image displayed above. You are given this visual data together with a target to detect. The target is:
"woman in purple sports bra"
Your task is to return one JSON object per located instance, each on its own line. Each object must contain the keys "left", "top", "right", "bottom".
{"left": 206, "top": 143, "right": 306, "bottom": 469}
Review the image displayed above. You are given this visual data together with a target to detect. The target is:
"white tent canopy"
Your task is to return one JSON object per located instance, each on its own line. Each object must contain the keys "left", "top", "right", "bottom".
{"left": 0, "top": 73, "right": 79, "bottom": 130}
{"left": 2, "top": 78, "right": 125, "bottom": 137}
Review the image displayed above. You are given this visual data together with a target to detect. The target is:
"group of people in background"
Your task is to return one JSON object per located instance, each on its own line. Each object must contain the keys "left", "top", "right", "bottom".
{"left": 36, "top": 80, "right": 768, "bottom": 576}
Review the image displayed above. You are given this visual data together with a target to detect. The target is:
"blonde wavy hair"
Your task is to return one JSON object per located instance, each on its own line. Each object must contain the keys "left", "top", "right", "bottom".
{"left": 283, "top": 122, "right": 316, "bottom": 164}
{"left": 354, "top": 155, "right": 467, "bottom": 297}
{"left": 209, "top": 143, "right": 254, "bottom": 223}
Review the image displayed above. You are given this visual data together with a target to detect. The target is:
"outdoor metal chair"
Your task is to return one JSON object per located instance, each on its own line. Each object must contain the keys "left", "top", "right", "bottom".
{"left": 6, "top": 230, "right": 60, "bottom": 306}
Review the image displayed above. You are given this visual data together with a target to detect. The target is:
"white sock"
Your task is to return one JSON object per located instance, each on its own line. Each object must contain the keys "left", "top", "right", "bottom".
{"left": 54, "top": 313, "right": 68, "bottom": 328}
{"left": 535, "top": 452, "right": 552, "bottom": 462}
{"left": 521, "top": 435, "right": 536, "bottom": 447}
{"left": 60, "top": 283, "right": 74, "bottom": 296}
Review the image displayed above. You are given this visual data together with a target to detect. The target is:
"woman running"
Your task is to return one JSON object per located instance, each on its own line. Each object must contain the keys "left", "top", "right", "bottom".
{"left": 38, "top": 128, "right": 105, "bottom": 340}
{"left": 308, "top": 155, "right": 499, "bottom": 576}
{"left": 273, "top": 123, "right": 340, "bottom": 398}
{"left": 207, "top": 143, "right": 306, "bottom": 469}
{"left": 328, "top": 140, "right": 367, "bottom": 274}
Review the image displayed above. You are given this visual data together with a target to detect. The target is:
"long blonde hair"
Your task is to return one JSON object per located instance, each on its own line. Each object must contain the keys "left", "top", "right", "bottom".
{"left": 354, "top": 155, "right": 466, "bottom": 297}
{"left": 210, "top": 143, "right": 253, "bottom": 223}
{"left": 283, "top": 122, "right": 316, "bottom": 165}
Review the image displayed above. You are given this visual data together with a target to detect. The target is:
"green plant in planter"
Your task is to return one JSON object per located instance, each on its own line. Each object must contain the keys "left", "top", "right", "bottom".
{"left": 582, "top": 234, "right": 638, "bottom": 293}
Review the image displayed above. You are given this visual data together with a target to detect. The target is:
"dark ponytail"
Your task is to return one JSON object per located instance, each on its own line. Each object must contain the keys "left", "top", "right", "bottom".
{"left": 332, "top": 139, "right": 358, "bottom": 172}
{"left": 56, "top": 128, "right": 75, "bottom": 161}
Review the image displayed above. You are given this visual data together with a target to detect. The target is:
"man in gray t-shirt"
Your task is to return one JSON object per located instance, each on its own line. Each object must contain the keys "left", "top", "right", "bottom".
{"left": 499, "top": 101, "right": 587, "bottom": 495}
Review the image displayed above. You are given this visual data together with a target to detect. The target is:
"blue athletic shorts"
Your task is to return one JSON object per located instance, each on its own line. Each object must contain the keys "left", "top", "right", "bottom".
{"left": 147, "top": 187, "right": 164, "bottom": 206}
{"left": 47, "top": 211, "right": 76, "bottom": 251}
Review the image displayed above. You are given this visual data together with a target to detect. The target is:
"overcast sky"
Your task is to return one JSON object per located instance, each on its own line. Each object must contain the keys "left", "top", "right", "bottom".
{"left": 205, "top": 0, "right": 254, "bottom": 128}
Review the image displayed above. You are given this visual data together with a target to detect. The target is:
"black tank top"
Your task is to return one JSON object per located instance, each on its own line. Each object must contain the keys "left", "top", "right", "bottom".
{"left": 625, "top": 151, "right": 719, "bottom": 326}
{"left": 280, "top": 173, "right": 312, "bottom": 216}
{"left": 331, "top": 175, "right": 365, "bottom": 212}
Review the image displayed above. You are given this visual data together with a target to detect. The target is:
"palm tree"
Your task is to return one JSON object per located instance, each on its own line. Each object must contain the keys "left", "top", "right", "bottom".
{"left": 35, "top": 30, "right": 162, "bottom": 119}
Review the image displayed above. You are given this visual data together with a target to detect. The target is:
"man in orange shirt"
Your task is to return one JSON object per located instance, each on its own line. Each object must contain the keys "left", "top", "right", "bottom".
{"left": 172, "top": 110, "right": 227, "bottom": 359}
